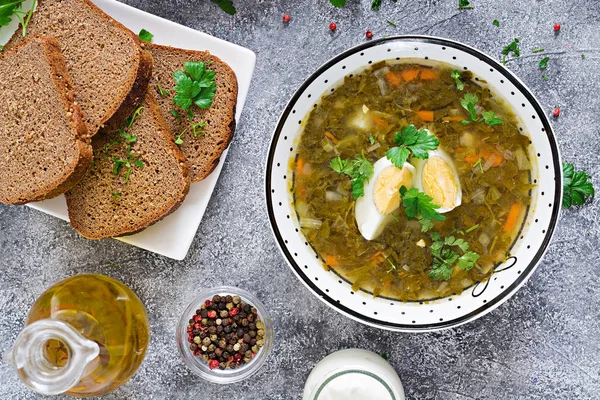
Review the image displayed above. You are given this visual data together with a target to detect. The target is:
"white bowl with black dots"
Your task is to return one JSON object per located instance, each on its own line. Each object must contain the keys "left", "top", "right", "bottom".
{"left": 265, "top": 36, "right": 562, "bottom": 332}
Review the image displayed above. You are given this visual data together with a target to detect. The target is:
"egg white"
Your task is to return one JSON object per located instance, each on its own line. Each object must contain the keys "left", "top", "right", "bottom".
{"left": 413, "top": 148, "right": 462, "bottom": 213}
{"left": 355, "top": 157, "right": 415, "bottom": 241}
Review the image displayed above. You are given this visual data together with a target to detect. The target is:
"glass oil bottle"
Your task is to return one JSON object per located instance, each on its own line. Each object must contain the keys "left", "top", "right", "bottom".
{"left": 4, "top": 274, "right": 150, "bottom": 397}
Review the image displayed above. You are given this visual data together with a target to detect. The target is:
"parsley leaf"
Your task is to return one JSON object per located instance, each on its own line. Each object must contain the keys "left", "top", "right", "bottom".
{"left": 0, "top": 0, "right": 36, "bottom": 37}
{"left": 369, "top": 134, "right": 375, "bottom": 145}
{"left": 457, "top": 0, "right": 473, "bottom": 9}
{"left": 381, "top": 352, "right": 388, "bottom": 360}
{"left": 563, "top": 162, "right": 595, "bottom": 208}
{"left": 539, "top": 56, "right": 550, "bottom": 69}
{"left": 532, "top": 48, "right": 545, "bottom": 53}
{"left": 460, "top": 92, "right": 478, "bottom": 124}
{"left": 210, "top": 0, "right": 236, "bottom": 15}
{"left": 458, "top": 251, "right": 479, "bottom": 271}
{"left": 386, "top": 147, "right": 411, "bottom": 169}
{"left": 171, "top": 110, "right": 181, "bottom": 120}
{"left": 501, "top": 38, "right": 521, "bottom": 65}
{"left": 173, "top": 61, "right": 216, "bottom": 111}
{"left": 428, "top": 232, "right": 479, "bottom": 280}
{"left": 400, "top": 186, "right": 446, "bottom": 222}
{"left": 371, "top": 0, "right": 382, "bottom": 10}
{"left": 542, "top": 74, "right": 549, "bottom": 81}
{"left": 481, "top": 110, "right": 503, "bottom": 126}
{"left": 493, "top": 19, "right": 500, "bottom": 27}
{"left": 451, "top": 70, "right": 464, "bottom": 91}
{"left": 111, "top": 191, "right": 121, "bottom": 199}
{"left": 138, "top": 28, "right": 153, "bottom": 43}
{"left": 386, "top": 125, "right": 439, "bottom": 167}
{"left": 329, "top": 0, "right": 347, "bottom": 7}
{"left": 330, "top": 155, "right": 374, "bottom": 199}
{"left": 418, "top": 217, "right": 435, "bottom": 232}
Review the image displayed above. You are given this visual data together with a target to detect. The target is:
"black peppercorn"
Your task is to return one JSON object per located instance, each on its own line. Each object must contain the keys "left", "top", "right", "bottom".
{"left": 237, "top": 328, "right": 245, "bottom": 338}
{"left": 249, "top": 330, "right": 256, "bottom": 338}
{"left": 216, "top": 326, "right": 224, "bottom": 334}
{"left": 222, "top": 318, "right": 230, "bottom": 327}
{"left": 208, "top": 326, "right": 217, "bottom": 334}
{"left": 218, "top": 339, "right": 227, "bottom": 349}
{"left": 200, "top": 309, "right": 208, "bottom": 318}
{"left": 218, "top": 302, "right": 226, "bottom": 310}
{"left": 195, "top": 309, "right": 202, "bottom": 315}
{"left": 190, "top": 343, "right": 198, "bottom": 351}
{"left": 213, "top": 295, "right": 221, "bottom": 303}
{"left": 241, "top": 319, "right": 249, "bottom": 327}
{"left": 243, "top": 334, "right": 251, "bottom": 343}
{"left": 243, "top": 304, "right": 251, "bottom": 313}
{"left": 215, "top": 348, "right": 223, "bottom": 357}
{"left": 224, "top": 326, "right": 232, "bottom": 334}
{"left": 223, "top": 351, "right": 230, "bottom": 359}
{"left": 250, "top": 338, "right": 257, "bottom": 346}
{"left": 248, "top": 314, "right": 255, "bottom": 323}
{"left": 249, "top": 323, "right": 256, "bottom": 330}
{"left": 193, "top": 329, "right": 200, "bottom": 335}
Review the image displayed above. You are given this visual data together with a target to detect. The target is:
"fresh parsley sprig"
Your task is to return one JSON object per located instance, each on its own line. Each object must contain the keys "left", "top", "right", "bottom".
{"left": 400, "top": 187, "right": 446, "bottom": 230}
{"left": 450, "top": 70, "right": 464, "bottom": 91}
{"left": 459, "top": 93, "right": 503, "bottom": 127}
{"left": 329, "top": 0, "right": 347, "bottom": 7}
{"left": 386, "top": 125, "right": 440, "bottom": 168}
{"left": 0, "top": 0, "right": 36, "bottom": 37}
{"left": 330, "top": 155, "right": 374, "bottom": 199}
{"left": 173, "top": 61, "right": 217, "bottom": 111}
{"left": 429, "top": 232, "right": 480, "bottom": 280}
{"left": 563, "top": 162, "right": 595, "bottom": 208}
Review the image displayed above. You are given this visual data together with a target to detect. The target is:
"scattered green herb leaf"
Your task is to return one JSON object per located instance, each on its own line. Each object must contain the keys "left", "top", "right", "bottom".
{"left": 542, "top": 74, "right": 549, "bottom": 81}
{"left": 386, "top": 19, "right": 397, "bottom": 27}
{"left": 472, "top": 157, "right": 484, "bottom": 173}
{"left": 210, "top": 0, "right": 236, "bottom": 15}
{"left": 381, "top": 352, "right": 388, "bottom": 360}
{"left": 457, "top": 0, "right": 473, "bottom": 9}
{"left": 126, "top": 106, "right": 144, "bottom": 128}
{"left": 0, "top": 0, "right": 36, "bottom": 37}
{"left": 330, "top": 155, "right": 374, "bottom": 199}
{"left": 532, "top": 48, "right": 545, "bottom": 53}
{"left": 562, "top": 162, "right": 595, "bottom": 208}
{"left": 450, "top": 70, "right": 464, "bottom": 91}
{"left": 418, "top": 217, "right": 435, "bottom": 232}
{"left": 501, "top": 38, "right": 521, "bottom": 64}
{"left": 329, "top": 0, "right": 346, "bottom": 7}
{"left": 581, "top": 54, "right": 585, "bottom": 60}
{"left": 157, "top": 83, "right": 170, "bottom": 96}
{"left": 138, "top": 28, "right": 153, "bottom": 43}
{"left": 371, "top": 0, "right": 382, "bottom": 10}
{"left": 369, "top": 134, "right": 375, "bottom": 145}
{"left": 386, "top": 125, "right": 439, "bottom": 168}
{"left": 111, "top": 191, "right": 121, "bottom": 199}
{"left": 493, "top": 19, "right": 499, "bottom": 27}
{"left": 539, "top": 56, "right": 550, "bottom": 69}
{"left": 170, "top": 110, "right": 181, "bottom": 120}
{"left": 460, "top": 92, "right": 479, "bottom": 124}
{"left": 175, "top": 135, "right": 183, "bottom": 145}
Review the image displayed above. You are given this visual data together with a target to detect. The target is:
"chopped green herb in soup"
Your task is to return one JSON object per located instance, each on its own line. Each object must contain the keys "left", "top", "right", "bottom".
{"left": 291, "top": 61, "right": 534, "bottom": 301}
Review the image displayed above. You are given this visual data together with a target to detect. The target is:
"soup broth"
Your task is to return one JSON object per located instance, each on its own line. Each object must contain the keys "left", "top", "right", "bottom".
{"left": 291, "top": 61, "right": 534, "bottom": 301}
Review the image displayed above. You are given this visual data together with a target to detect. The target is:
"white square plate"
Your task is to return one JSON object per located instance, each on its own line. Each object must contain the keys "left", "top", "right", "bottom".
{"left": 4, "top": 0, "right": 256, "bottom": 260}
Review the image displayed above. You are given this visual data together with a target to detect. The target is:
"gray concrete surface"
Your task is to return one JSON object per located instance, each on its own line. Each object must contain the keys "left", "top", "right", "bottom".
{"left": 1, "top": 0, "right": 599, "bottom": 399}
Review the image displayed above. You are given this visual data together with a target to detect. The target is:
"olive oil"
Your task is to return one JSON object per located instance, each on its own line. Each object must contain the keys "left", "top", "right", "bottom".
{"left": 10, "top": 274, "right": 149, "bottom": 397}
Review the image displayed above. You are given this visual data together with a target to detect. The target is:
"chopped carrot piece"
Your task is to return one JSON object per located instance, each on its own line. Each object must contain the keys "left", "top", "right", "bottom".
{"left": 442, "top": 116, "right": 466, "bottom": 122}
{"left": 385, "top": 71, "right": 403, "bottom": 87}
{"left": 372, "top": 115, "right": 387, "bottom": 127}
{"left": 419, "top": 69, "right": 440, "bottom": 80}
{"left": 416, "top": 110, "right": 435, "bottom": 122}
{"left": 400, "top": 68, "right": 420, "bottom": 82}
{"left": 480, "top": 147, "right": 504, "bottom": 166}
{"left": 324, "top": 131, "right": 338, "bottom": 144}
{"left": 503, "top": 203, "right": 522, "bottom": 232}
{"left": 464, "top": 154, "right": 480, "bottom": 165}
{"left": 296, "top": 158, "right": 304, "bottom": 176}
{"left": 324, "top": 254, "right": 339, "bottom": 267}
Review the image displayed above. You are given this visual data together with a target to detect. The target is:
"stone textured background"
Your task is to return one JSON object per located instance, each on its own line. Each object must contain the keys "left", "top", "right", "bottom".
{"left": 1, "top": 0, "right": 599, "bottom": 399}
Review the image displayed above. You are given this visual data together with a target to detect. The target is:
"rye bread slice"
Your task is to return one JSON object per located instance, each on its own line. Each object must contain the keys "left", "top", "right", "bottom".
{"left": 148, "top": 43, "right": 238, "bottom": 182}
{"left": 5, "top": 0, "right": 153, "bottom": 136}
{"left": 65, "top": 91, "right": 190, "bottom": 239}
{"left": 0, "top": 35, "right": 92, "bottom": 205}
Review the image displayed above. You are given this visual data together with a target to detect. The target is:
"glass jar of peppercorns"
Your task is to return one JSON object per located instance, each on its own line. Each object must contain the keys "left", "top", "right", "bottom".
{"left": 176, "top": 286, "right": 274, "bottom": 384}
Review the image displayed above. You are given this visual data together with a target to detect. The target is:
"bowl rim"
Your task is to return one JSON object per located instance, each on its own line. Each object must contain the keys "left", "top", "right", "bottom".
{"left": 265, "top": 35, "right": 563, "bottom": 332}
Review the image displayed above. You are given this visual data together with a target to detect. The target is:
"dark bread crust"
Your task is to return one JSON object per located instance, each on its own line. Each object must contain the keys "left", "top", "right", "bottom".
{"left": 65, "top": 91, "right": 190, "bottom": 239}
{"left": 31, "top": 36, "right": 92, "bottom": 202}
{"left": 5, "top": 0, "right": 153, "bottom": 136}
{"left": 149, "top": 43, "right": 238, "bottom": 182}
{"left": 0, "top": 35, "right": 92, "bottom": 205}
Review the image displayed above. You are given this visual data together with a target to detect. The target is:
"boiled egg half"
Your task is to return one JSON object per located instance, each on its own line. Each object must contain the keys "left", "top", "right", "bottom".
{"left": 355, "top": 157, "right": 415, "bottom": 240}
{"left": 413, "top": 148, "right": 462, "bottom": 214}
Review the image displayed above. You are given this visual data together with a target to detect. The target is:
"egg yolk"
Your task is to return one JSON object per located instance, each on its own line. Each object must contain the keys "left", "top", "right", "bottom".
{"left": 374, "top": 165, "right": 413, "bottom": 215}
{"left": 422, "top": 156, "right": 459, "bottom": 209}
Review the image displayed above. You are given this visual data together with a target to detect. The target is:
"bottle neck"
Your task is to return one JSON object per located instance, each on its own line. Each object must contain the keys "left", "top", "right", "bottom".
{"left": 4, "top": 319, "right": 99, "bottom": 395}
